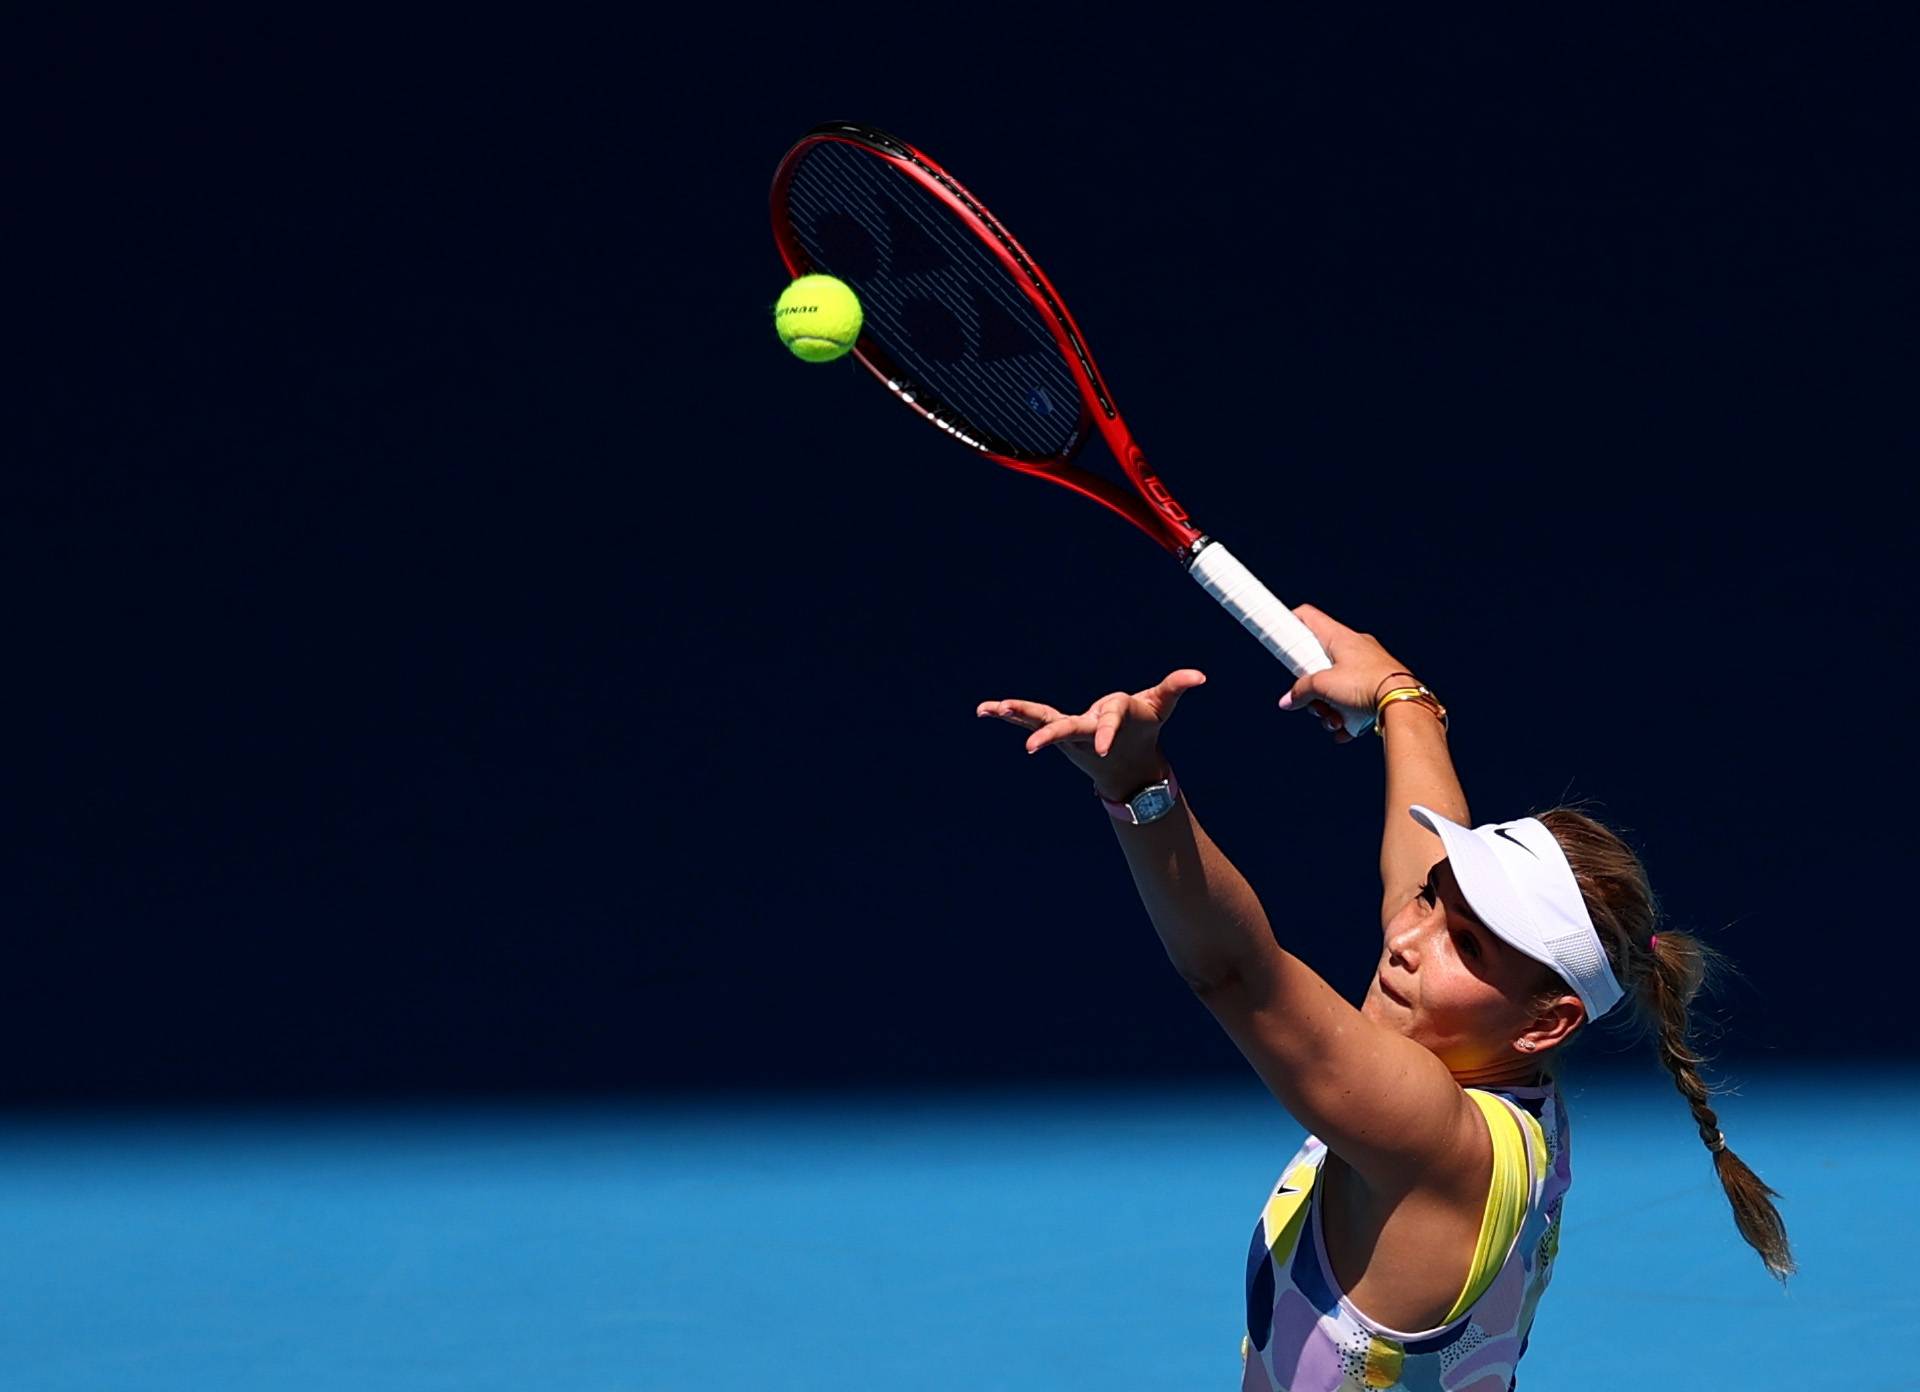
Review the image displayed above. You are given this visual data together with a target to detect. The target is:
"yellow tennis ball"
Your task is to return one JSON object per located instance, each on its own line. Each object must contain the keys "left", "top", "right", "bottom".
{"left": 774, "top": 274, "right": 863, "bottom": 363}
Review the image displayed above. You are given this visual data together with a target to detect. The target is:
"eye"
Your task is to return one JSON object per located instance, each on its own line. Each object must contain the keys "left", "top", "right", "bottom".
{"left": 1418, "top": 879, "right": 1438, "bottom": 907}
{"left": 1454, "top": 931, "right": 1481, "bottom": 960}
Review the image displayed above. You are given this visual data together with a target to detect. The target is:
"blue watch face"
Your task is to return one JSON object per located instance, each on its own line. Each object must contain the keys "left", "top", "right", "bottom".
{"left": 1133, "top": 785, "right": 1175, "bottom": 821}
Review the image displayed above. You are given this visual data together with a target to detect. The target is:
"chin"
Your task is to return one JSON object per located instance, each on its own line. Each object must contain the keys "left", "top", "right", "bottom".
{"left": 1358, "top": 991, "right": 1406, "bottom": 1033}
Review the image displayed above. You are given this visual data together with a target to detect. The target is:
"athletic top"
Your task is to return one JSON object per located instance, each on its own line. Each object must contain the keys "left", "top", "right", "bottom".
{"left": 1239, "top": 1083, "right": 1569, "bottom": 1392}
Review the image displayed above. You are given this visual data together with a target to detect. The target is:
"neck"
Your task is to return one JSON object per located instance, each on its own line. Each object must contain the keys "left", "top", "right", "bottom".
{"left": 1449, "top": 1056, "right": 1550, "bottom": 1090}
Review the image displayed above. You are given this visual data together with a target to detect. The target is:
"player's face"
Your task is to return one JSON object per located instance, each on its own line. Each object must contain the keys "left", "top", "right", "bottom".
{"left": 1360, "top": 859, "right": 1563, "bottom": 1074}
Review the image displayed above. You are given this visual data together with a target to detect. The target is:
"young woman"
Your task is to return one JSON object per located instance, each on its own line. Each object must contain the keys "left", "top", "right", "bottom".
{"left": 975, "top": 605, "right": 1791, "bottom": 1391}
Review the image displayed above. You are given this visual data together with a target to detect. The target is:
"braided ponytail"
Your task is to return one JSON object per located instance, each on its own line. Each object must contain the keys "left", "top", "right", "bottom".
{"left": 1537, "top": 808, "right": 1796, "bottom": 1283}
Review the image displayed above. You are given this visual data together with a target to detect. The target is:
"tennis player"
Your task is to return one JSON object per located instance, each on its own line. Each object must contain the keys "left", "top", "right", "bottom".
{"left": 976, "top": 604, "right": 1791, "bottom": 1390}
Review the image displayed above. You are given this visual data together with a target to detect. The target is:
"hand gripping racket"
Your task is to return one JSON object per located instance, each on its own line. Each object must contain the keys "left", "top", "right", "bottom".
{"left": 770, "top": 122, "right": 1371, "bottom": 737}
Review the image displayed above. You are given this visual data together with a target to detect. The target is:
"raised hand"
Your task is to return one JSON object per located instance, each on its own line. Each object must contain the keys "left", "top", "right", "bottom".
{"left": 1277, "top": 606, "right": 1418, "bottom": 743}
{"left": 975, "top": 669, "right": 1206, "bottom": 801}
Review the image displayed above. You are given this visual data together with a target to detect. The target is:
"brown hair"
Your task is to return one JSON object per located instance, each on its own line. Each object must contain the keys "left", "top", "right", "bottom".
{"left": 1534, "top": 806, "right": 1795, "bottom": 1282}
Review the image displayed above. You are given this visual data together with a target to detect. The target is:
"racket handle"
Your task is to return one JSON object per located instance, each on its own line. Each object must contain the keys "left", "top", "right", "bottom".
{"left": 1187, "top": 540, "right": 1374, "bottom": 738}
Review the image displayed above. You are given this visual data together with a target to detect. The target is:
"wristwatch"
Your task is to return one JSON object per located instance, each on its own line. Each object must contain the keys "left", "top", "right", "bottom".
{"left": 1097, "top": 767, "right": 1181, "bottom": 826}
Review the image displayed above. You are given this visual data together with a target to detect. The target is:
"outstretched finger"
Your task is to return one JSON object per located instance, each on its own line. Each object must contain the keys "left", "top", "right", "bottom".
{"left": 977, "top": 698, "right": 1064, "bottom": 730}
{"left": 1092, "top": 695, "right": 1127, "bottom": 757}
{"left": 1277, "top": 671, "right": 1330, "bottom": 712}
{"left": 1028, "top": 713, "right": 1092, "bottom": 754}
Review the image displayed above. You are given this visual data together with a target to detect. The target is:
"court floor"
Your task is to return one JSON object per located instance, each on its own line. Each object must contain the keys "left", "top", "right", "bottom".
{"left": 2, "top": 1064, "right": 1910, "bottom": 1389}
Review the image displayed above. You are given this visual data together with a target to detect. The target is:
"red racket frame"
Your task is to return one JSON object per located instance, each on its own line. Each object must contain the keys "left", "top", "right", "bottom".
{"left": 770, "top": 123, "right": 1206, "bottom": 559}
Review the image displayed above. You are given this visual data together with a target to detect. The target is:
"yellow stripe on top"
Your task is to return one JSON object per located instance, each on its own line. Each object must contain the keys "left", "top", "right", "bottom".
{"left": 1260, "top": 1157, "right": 1319, "bottom": 1263}
{"left": 1440, "top": 1090, "right": 1549, "bottom": 1325}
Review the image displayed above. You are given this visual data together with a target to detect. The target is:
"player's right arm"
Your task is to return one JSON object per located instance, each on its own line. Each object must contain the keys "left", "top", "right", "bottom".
{"left": 1274, "top": 606, "right": 1466, "bottom": 930}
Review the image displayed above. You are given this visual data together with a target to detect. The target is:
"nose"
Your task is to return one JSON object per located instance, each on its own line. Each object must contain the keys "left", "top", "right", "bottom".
{"left": 1385, "top": 912, "right": 1424, "bottom": 967}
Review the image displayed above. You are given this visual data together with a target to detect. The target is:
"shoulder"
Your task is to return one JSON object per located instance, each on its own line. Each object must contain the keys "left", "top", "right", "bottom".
{"left": 1329, "top": 1072, "right": 1494, "bottom": 1204}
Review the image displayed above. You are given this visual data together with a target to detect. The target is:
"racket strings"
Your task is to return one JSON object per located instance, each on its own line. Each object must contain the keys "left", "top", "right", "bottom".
{"left": 783, "top": 140, "right": 1084, "bottom": 459}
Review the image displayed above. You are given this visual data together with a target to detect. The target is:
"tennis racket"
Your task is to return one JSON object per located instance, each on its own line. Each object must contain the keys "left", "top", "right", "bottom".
{"left": 770, "top": 121, "right": 1371, "bottom": 737}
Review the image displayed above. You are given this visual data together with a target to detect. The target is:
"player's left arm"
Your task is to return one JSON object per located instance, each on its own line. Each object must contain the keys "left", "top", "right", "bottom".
{"left": 1107, "top": 802, "right": 1478, "bottom": 1186}
{"left": 980, "top": 675, "right": 1457, "bottom": 1168}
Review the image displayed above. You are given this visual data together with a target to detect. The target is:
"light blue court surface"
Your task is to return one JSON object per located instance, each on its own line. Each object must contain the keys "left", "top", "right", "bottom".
{"left": 2, "top": 1066, "right": 1913, "bottom": 1390}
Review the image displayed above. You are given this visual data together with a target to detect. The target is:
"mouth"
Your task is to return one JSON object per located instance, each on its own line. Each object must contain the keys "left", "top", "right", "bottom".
{"left": 1377, "top": 973, "right": 1412, "bottom": 1007}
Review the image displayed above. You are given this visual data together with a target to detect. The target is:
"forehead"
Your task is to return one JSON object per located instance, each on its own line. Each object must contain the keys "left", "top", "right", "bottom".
{"left": 1431, "top": 859, "right": 1487, "bottom": 930}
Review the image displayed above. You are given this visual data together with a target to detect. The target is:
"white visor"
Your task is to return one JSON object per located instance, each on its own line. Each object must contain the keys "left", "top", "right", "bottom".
{"left": 1408, "top": 805, "right": 1625, "bottom": 1022}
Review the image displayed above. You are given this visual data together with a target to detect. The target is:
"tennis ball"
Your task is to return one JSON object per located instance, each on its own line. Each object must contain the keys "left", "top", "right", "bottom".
{"left": 774, "top": 274, "right": 863, "bottom": 362}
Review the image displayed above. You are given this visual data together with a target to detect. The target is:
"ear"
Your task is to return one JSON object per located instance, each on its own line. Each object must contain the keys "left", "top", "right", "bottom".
{"left": 1516, "top": 994, "right": 1585, "bottom": 1055}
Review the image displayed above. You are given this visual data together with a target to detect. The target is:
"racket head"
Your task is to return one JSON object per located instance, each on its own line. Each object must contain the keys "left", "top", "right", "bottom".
{"left": 770, "top": 123, "right": 1202, "bottom": 555}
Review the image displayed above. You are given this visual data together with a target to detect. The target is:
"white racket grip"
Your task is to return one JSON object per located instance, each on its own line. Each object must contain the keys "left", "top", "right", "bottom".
{"left": 1187, "top": 540, "right": 1372, "bottom": 737}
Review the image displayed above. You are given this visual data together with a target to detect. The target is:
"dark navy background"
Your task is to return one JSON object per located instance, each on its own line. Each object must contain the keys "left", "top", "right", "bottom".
{"left": 7, "top": 15, "right": 1911, "bottom": 1104}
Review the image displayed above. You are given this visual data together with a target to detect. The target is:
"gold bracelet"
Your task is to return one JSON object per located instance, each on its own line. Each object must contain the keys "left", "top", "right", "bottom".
{"left": 1374, "top": 685, "right": 1448, "bottom": 737}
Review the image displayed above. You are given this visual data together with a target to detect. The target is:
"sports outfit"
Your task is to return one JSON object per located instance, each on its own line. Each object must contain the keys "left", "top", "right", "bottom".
{"left": 1239, "top": 1081, "right": 1569, "bottom": 1391}
{"left": 1236, "top": 804, "right": 1620, "bottom": 1390}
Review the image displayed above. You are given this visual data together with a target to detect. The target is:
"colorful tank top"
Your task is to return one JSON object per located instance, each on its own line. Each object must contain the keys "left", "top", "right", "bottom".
{"left": 1240, "top": 1083, "right": 1569, "bottom": 1392}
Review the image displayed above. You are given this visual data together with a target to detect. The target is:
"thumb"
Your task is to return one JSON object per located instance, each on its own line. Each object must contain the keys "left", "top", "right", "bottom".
{"left": 1151, "top": 668, "right": 1207, "bottom": 715}
{"left": 1289, "top": 603, "right": 1351, "bottom": 652}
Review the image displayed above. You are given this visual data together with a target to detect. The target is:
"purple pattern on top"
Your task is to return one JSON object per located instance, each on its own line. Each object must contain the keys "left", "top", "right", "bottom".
{"left": 1284, "top": 1322, "right": 1345, "bottom": 1391}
